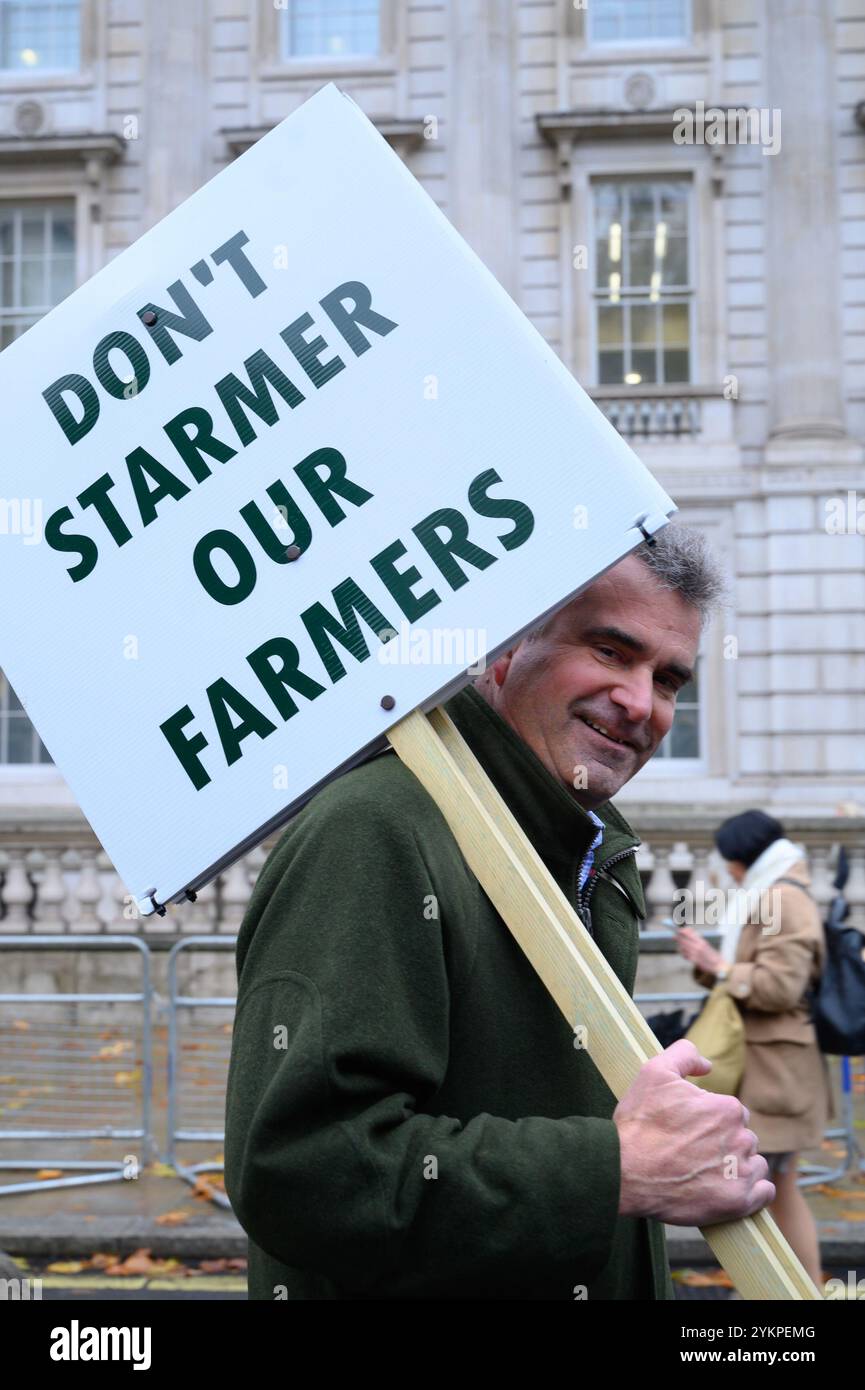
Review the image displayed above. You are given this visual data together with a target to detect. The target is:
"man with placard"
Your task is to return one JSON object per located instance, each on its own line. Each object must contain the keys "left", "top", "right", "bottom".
{"left": 0, "top": 84, "right": 817, "bottom": 1300}
{"left": 224, "top": 528, "right": 782, "bottom": 1300}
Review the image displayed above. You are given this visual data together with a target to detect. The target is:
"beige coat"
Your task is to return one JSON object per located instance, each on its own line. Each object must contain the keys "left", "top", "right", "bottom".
{"left": 695, "top": 858, "right": 835, "bottom": 1153}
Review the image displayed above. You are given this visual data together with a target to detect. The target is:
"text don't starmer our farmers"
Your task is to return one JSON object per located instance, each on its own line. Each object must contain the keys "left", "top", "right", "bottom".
{"left": 39, "top": 229, "right": 535, "bottom": 791}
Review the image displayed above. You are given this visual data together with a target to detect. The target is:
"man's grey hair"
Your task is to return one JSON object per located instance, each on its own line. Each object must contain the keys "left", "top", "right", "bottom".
{"left": 529, "top": 523, "right": 726, "bottom": 639}
{"left": 632, "top": 523, "right": 727, "bottom": 622}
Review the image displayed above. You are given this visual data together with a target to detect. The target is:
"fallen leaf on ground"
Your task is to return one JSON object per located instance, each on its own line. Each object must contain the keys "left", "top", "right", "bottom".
{"left": 85, "top": 1252, "right": 120, "bottom": 1270}
{"left": 46, "top": 1261, "right": 85, "bottom": 1274}
{"left": 154, "top": 1210, "right": 190, "bottom": 1226}
{"left": 197, "top": 1257, "right": 247, "bottom": 1274}
{"left": 192, "top": 1174, "right": 225, "bottom": 1199}
{"left": 35, "top": 1169, "right": 63, "bottom": 1180}
{"left": 103, "top": 1248, "right": 159, "bottom": 1275}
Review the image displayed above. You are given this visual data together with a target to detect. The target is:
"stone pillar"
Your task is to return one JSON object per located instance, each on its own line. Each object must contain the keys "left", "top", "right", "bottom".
{"left": 447, "top": 0, "right": 518, "bottom": 296}
{"left": 142, "top": 0, "right": 210, "bottom": 230}
{"left": 764, "top": 0, "right": 861, "bottom": 464}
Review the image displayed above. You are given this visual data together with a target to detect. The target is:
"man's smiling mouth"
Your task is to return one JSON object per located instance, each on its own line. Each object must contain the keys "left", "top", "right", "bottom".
{"left": 578, "top": 715, "right": 634, "bottom": 749}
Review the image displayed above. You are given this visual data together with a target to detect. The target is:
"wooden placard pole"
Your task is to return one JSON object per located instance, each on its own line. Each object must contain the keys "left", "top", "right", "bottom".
{"left": 387, "top": 706, "right": 823, "bottom": 1301}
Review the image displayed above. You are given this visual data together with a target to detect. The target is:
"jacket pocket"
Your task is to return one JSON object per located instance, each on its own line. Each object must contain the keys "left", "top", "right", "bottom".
{"left": 739, "top": 1040, "right": 813, "bottom": 1118}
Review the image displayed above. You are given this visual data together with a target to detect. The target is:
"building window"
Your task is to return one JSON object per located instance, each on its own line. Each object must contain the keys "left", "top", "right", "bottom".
{"left": 655, "top": 667, "right": 700, "bottom": 760}
{"left": 593, "top": 179, "right": 692, "bottom": 386}
{"left": 0, "top": 200, "right": 73, "bottom": 764}
{"left": 0, "top": 672, "right": 52, "bottom": 764}
{"left": 588, "top": 0, "right": 689, "bottom": 45}
{"left": 281, "top": 0, "right": 379, "bottom": 59}
{"left": 0, "top": 200, "right": 76, "bottom": 349}
{"left": 0, "top": 0, "right": 81, "bottom": 72}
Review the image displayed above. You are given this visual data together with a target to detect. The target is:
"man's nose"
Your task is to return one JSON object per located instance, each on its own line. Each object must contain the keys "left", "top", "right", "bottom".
{"left": 609, "top": 669, "right": 654, "bottom": 725}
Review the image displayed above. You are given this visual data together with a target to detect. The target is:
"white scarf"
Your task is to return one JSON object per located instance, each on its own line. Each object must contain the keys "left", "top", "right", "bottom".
{"left": 718, "top": 837, "right": 804, "bottom": 964}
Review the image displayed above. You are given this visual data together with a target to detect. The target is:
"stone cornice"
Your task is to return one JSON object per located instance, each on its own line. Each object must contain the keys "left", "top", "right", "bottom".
{"left": 0, "top": 132, "right": 125, "bottom": 181}
{"left": 222, "top": 117, "right": 426, "bottom": 160}
{"left": 536, "top": 107, "right": 733, "bottom": 193}
{"left": 537, "top": 107, "right": 689, "bottom": 143}
{"left": 591, "top": 383, "right": 726, "bottom": 401}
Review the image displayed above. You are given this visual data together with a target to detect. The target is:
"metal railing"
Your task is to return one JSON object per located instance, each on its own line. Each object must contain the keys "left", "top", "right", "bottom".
{"left": 164, "top": 935, "right": 237, "bottom": 1210}
{"left": 0, "top": 935, "right": 153, "bottom": 1195}
{"left": 0, "top": 930, "right": 860, "bottom": 1207}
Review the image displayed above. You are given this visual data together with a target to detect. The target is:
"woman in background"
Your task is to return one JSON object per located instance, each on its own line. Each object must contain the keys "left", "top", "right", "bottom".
{"left": 676, "top": 810, "right": 832, "bottom": 1290}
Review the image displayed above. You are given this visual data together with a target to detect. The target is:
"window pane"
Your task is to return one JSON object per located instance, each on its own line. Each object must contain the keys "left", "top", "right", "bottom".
{"left": 627, "top": 186, "right": 656, "bottom": 240}
{"left": 0, "top": 212, "right": 14, "bottom": 255}
{"left": 598, "top": 304, "right": 624, "bottom": 347}
{"left": 670, "top": 705, "right": 699, "bottom": 757}
{"left": 21, "top": 214, "right": 45, "bottom": 256}
{"left": 629, "top": 236, "right": 654, "bottom": 287}
{"left": 659, "top": 184, "right": 689, "bottom": 234}
{"left": 594, "top": 183, "right": 624, "bottom": 287}
{"left": 630, "top": 303, "right": 656, "bottom": 347}
{"left": 7, "top": 711, "right": 34, "bottom": 763}
{"left": 284, "top": 0, "right": 380, "bottom": 58}
{"left": 662, "top": 348, "right": 690, "bottom": 382}
{"left": 654, "top": 668, "right": 700, "bottom": 760}
{"left": 20, "top": 257, "right": 45, "bottom": 307}
{"left": 598, "top": 350, "right": 625, "bottom": 384}
{"left": 589, "top": 0, "right": 688, "bottom": 43}
{"left": 51, "top": 214, "right": 75, "bottom": 253}
{"left": 631, "top": 348, "right": 657, "bottom": 385}
{"left": 662, "top": 235, "right": 688, "bottom": 286}
{"left": 662, "top": 302, "right": 689, "bottom": 347}
{"left": 0, "top": 0, "right": 81, "bottom": 71}
{"left": 49, "top": 254, "right": 75, "bottom": 304}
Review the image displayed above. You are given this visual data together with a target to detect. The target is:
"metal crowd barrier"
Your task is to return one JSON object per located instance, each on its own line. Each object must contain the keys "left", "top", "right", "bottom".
{"left": 0, "top": 935, "right": 153, "bottom": 1195}
{"left": 165, "top": 935, "right": 237, "bottom": 1210}
{"left": 0, "top": 928, "right": 860, "bottom": 1207}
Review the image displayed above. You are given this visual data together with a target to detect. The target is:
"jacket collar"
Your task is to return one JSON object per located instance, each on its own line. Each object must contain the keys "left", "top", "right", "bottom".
{"left": 440, "top": 684, "right": 640, "bottom": 872}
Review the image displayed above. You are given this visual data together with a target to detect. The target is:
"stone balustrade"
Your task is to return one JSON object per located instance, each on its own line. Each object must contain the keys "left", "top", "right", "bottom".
{"left": 628, "top": 812, "right": 865, "bottom": 933}
{"left": 0, "top": 809, "right": 861, "bottom": 938}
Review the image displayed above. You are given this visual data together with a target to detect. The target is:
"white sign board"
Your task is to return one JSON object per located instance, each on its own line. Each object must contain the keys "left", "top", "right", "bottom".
{"left": 0, "top": 83, "right": 675, "bottom": 915}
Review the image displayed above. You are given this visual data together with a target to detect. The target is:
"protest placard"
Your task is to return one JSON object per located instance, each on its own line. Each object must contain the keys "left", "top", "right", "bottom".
{"left": 0, "top": 83, "right": 673, "bottom": 913}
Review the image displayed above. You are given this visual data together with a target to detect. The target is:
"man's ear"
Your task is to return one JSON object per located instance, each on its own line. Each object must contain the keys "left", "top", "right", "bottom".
{"left": 490, "top": 651, "right": 515, "bottom": 688}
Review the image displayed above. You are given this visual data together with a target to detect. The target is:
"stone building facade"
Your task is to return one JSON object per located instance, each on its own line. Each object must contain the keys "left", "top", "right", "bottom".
{"left": 0, "top": 0, "right": 863, "bottom": 936}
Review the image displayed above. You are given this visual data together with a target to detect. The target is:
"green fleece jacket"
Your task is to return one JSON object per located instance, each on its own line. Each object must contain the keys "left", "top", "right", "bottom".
{"left": 224, "top": 684, "right": 674, "bottom": 1300}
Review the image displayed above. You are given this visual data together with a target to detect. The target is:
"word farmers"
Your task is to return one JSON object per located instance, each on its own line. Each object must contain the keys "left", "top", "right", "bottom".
{"left": 160, "top": 468, "right": 533, "bottom": 789}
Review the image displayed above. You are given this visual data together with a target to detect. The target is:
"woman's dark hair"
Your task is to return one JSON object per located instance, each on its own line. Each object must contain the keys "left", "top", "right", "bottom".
{"left": 714, "top": 810, "right": 785, "bottom": 868}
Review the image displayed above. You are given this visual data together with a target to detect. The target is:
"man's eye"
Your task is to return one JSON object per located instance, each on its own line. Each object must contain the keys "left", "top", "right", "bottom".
{"left": 597, "top": 646, "right": 619, "bottom": 660}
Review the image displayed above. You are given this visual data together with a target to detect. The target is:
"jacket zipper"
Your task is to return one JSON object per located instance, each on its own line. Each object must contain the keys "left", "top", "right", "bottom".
{"left": 577, "top": 846, "right": 638, "bottom": 936}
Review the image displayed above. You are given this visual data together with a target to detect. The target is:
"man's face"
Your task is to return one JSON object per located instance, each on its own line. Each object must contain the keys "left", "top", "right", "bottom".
{"left": 477, "top": 554, "right": 702, "bottom": 809}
